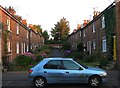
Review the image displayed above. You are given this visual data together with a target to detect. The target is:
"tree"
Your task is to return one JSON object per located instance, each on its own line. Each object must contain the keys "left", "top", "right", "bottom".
{"left": 51, "top": 17, "right": 70, "bottom": 42}
{"left": 62, "top": 41, "right": 71, "bottom": 50}
{"left": 33, "top": 25, "right": 42, "bottom": 35}
{"left": 2, "top": 23, "right": 10, "bottom": 68}
{"left": 42, "top": 30, "right": 49, "bottom": 44}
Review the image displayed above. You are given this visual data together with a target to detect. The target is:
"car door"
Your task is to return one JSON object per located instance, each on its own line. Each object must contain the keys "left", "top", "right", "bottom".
{"left": 43, "top": 60, "right": 64, "bottom": 83}
{"left": 61, "top": 60, "right": 86, "bottom": 83}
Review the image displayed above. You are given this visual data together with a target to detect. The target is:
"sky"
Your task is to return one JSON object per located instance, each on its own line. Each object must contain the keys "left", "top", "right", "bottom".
{"left": 0, "top": 0, "right": 114, "bottom": 34}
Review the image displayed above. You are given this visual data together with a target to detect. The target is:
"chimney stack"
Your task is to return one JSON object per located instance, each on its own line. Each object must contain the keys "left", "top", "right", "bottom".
{"left": 7, "top": 6, "right": 16, "bottom": 15}
{"left": 93, "top": 11, "right": 100, "bottom": 18}
{"left": 77, "top": 24, "right": 81, "bottom": 29}
{"left": 28, "top": 24, "right": 33, "bottom": 29}
{"left": 22, "top": 20, "right": 27, "bottom": 26}
{"left": 83, "top": 20, "right": 90, "bottom": 26}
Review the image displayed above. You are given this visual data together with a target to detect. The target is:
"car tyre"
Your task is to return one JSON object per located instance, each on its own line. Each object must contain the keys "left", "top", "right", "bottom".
{"left": 34, "top": 77, "right": 47, "bottom": 88}
{"left": 89, "top": 76, "right": 102, "bottom": 87}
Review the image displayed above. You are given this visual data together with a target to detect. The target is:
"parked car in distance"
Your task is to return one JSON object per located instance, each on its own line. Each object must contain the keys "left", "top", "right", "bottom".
{"left": 28, "top": 58, "right": 107, "bottom": 88}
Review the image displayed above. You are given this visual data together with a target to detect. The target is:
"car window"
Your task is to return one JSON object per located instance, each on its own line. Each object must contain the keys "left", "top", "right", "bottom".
{"left": 44, "top": 60, "right": 63, "bottom": 69}
{"left": 62, "top": 60, "right": 80, "bottom": 70}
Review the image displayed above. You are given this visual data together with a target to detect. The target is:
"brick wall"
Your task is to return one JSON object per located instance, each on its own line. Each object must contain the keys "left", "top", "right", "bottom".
{"left": 0, "top": 5, "right": 44, "bottom": 62}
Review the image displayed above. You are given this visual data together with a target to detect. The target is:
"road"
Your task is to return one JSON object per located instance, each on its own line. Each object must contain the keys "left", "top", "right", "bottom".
{"left": 2, "top": 70, "right": 119, "bottom": 88}
{"left": 2, "top": 49, "right": 120, "bottom": 88}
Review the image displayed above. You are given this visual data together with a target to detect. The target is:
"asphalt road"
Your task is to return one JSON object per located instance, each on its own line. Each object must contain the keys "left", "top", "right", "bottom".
{"left": 2, "top": 49, "right": 120, "bottom": 88}
{"left": 2, "top": 70, "right": 119, "bottom": 88}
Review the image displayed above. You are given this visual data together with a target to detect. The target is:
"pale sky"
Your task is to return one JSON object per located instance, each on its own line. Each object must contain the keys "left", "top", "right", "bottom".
{"left": 0, "top": 0, "right": 114, "bottom": 34}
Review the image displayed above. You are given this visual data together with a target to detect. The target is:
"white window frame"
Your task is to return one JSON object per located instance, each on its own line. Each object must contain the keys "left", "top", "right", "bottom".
{"left": 7, "top": 18, "right": 11, "bottom": 31}
{"left": 30, "top": 45, "right": 33, "bottom": 50}
{"left": 16, "top": 23, "right": 19, "bottom": 35}
{"left": 101, "top": 15, "right": 105, "bottom": 29}
{"left": 27, "top": 45, "right": 29, "bottom": 52}
{"left": 92, "top": 23, "right": 95, "bottom": 33}
{"left": 21, "top": 43, "right": 23, "bottom": 54}
{"left": 7, "top": 40, "right": 11, "bottom": 52}
{"left": 23, "top": 43, "right": 26, "bottom": 53}
{"left": 84, "top": 43, "right": 86, "bottom": 51}
{"left": 102, "top": 37, "right": 107, "bottom": 52}
{"left": 92, "top": 39, "right": 96, "bottom": 50}
{"left": 16, "top": 42, "right": 19, "bottom": 54}
{"left": 79, "top": 31, "right": 81, "bottom": 37}
{"left": 83, "top": 30, "right": 86, "bottom": 37}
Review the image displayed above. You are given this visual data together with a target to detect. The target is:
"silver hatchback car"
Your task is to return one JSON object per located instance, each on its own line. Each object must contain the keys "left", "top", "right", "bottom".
{"left": 28, "top": 58, "right": 107, "bottom": 88}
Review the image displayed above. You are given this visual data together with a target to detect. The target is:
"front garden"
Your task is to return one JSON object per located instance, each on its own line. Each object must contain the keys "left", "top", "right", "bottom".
{"left": 7, "top": 45, "right": 51, "bottom": 71}
{"left": 63, "top": 42, "right": 114, "bottom": 69}
{"left": 6, "top": 41, "right": 115, "bottom": 71}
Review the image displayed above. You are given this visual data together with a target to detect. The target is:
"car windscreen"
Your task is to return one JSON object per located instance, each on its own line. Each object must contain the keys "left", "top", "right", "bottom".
{"left": 74, "top": 59, "right": 88, "bottom": 69}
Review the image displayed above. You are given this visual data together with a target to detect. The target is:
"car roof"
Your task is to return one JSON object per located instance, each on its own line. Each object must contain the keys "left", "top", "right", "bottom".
{"left": 43, "top": 57, "right": 73, "bottom": 61}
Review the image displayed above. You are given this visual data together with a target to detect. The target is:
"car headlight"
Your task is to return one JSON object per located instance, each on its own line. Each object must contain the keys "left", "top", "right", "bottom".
{"left": 100, "top": 72, "right": 107, "bottom": 77}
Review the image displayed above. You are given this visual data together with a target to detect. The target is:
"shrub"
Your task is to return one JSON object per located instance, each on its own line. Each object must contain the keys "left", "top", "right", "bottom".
{"left": 62, "top": 41, "right": 71, "bottom": 50}
{"left": 15, "top": 55, "right": 34, "bottom": 67}
{"left": 73, "top": 52, "right": 84, "bottom": 59}
{"left": 83, "top": 54, "right": 96, "bottom": 62}
{"left": 64, "top": 50, "right": 71, "bottom": 56}
{"left": 23, "top": 52, "right": 36, "bottom": 60}
{"left": 99, "top": 55, "right": 109, "bottom": 67}
{"left": 36, "top": 55, "right": 43, "bottom": 62}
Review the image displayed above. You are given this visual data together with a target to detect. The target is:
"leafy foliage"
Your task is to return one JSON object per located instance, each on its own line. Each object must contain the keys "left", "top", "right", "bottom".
{"left": 62, "top": 41, "right": 71, "bottom": 50}
{"left": 51, "top": 17, "right": 70, "bottom": 41}
{"left": 105, "top": 6, "right": 116, "bottom": 60}
{"left": 15, "top": 55, "right": 34, "bottom": 67}
{"left": 33, "top": 25, "right": 42, "bottom": 35}
{"left": 42, "top": 30, "right": 49, "bottom": 44}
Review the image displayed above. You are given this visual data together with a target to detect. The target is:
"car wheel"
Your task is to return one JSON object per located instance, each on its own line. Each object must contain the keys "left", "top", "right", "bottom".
{"left": 34, "top": 77, "right": 46, "bottom": 88}
{"left": 89, "top": 76, "right": 102, "bottom": 87}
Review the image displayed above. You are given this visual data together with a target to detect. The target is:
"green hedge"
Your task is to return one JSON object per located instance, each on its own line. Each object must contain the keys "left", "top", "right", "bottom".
{"left": 15, "top": 55, "right": 34, "bottom": 67}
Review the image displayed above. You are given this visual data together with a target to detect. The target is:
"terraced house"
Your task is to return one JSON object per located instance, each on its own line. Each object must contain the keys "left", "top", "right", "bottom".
{"left": 0, "top": 6, "right": 44, "bottom": 65}
{"left": 68, "top": 1, "right": 120, "bottom": 68}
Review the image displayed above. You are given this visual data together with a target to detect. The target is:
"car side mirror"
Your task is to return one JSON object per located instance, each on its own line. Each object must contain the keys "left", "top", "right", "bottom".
{"left": 79, "top": 67, "right": 83, "bottom": 70}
